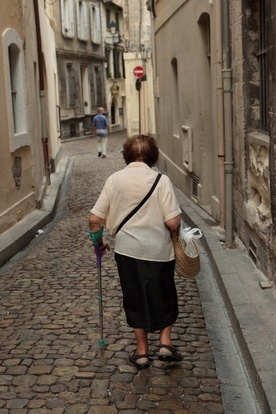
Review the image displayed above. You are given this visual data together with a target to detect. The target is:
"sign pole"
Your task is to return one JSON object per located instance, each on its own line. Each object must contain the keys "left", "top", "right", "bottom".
{"left": 139, "top": 88, "right": 141, "bottom": 135}
{"left": 133, "top": 66, "right": 145, "bottom": 135}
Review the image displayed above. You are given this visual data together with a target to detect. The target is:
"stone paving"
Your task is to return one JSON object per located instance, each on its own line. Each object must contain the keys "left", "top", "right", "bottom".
{"left": 0, "top": 132, "right": 224, "bottom": 413}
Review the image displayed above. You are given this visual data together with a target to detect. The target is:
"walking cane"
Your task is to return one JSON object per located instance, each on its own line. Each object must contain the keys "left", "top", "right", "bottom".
{"left": 89, "top": 228, "right": 106, "bottom": 348}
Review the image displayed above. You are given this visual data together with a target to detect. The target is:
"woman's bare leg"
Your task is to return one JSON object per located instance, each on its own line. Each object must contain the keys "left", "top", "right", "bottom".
{"left": 159, "top": 325, "right": 172, "bottom": 346}
{"left": 134, "top": 328, "right": 148, "bottom": 354}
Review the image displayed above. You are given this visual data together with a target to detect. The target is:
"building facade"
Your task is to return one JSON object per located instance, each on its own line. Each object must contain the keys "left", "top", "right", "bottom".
{"left": 52, "top": 0, "right": 127, "bottom": 138}
{"left": 52, "top": 0, "right": 106, "bottom": 138}
{"left": 102, "top": 0, "right": 126, "bottom": 132}
{"left": 123, "top": 0, "right": 155, "bottom": 137}
{"left": 150, "top": 0, "right": 275, "bottom": 281}
{"left": 0, "top": 0, "right": 60, "bottom": 234}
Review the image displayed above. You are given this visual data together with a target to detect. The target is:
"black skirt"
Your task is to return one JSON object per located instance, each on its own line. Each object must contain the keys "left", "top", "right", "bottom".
{"left": 115, "top": 253, "right": 179, "bottom": 333}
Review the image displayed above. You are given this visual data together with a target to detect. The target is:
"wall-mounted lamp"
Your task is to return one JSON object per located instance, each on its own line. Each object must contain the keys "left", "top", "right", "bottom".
{"left": 109, "top": 21, "right": 117, "bottom": 35}
{"left": 107, "top": 21, "right": 120, "bottom": 43}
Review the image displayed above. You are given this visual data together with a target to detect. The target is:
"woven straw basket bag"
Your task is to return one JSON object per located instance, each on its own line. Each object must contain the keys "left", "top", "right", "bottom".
{"left": 171, "top": 230, "right": 200, "bottom": 278}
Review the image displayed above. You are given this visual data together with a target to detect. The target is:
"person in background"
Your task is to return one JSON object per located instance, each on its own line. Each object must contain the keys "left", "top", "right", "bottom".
{"left": 89, "top": 135, "right": 182, "bottom": 369}
{"left": 93, "top": 107, "right": 110, "bottom": 158}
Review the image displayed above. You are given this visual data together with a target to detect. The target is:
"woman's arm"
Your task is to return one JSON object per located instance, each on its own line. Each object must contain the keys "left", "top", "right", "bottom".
{"left": 89, "top": 213, "right": 105, "bottom": 232}
{"left": 165, "top": 214, "right": 181, "bottom": 231}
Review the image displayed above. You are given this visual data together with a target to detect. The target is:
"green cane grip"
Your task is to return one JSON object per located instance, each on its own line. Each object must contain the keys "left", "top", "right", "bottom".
{"left": 89, "top": 225, "right": 104, "bottom": 245}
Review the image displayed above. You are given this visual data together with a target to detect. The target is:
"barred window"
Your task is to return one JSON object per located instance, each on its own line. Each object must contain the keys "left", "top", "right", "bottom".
{"left": 257, "top": 0, "right": 267, "bottom": 131}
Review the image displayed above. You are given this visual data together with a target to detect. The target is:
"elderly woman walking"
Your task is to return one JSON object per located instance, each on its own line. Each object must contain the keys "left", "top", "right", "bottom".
{"left": 89, "top": 135, "right": 182, "bottom": 369}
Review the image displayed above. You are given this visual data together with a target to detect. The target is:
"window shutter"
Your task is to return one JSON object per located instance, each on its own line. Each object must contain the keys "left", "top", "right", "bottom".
{"left": 69, "top": 0, "right": 75, "bottom": 37}
{"left": 83, "top": 3, "right": 88, "bottom": 40}
{"left": 90, "top": 5, "right": 94, "bottom": 41}
{"left": 96, "top": 6, "right": 101, "bottom": 44}
{"left": 61, "top": 0, "right": 66, "bottom": 35}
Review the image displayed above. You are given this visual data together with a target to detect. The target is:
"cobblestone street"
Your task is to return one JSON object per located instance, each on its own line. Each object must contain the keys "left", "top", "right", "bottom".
{"left": 0, "top": 132, "right": 224, "bottom": 413}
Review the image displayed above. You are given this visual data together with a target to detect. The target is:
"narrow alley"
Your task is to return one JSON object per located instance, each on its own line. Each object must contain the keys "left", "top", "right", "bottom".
{"left": 0, "top": 133, "right": 261, "bottom": 414}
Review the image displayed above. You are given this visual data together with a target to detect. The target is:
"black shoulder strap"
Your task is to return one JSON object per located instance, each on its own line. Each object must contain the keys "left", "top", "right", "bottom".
{"left": 115, "top": 173, "right": 162, "bottom": 235}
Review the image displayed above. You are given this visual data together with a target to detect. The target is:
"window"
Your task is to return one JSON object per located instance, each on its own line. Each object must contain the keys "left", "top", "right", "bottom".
{"left": 2, "top": 28, "right": 29, "bottom": 152}
{"left": 106, "top": 9, "right": 111, "bottom": 29}
{"left": 257, "top": 0, "right": 267, "bottom": 131}
{"left": 111, "top": 99, "right": 117, "bottom": 124}
{"left": 115, "top": 12, "right": 120, "bottom": 31}
{"left": 81, "top": 66, "right": 90, "bottom": 114}
{"left": 198, "top": 13, "right": 211, "bottom": 60}
{"left": 61, "top": 0, "right": 75, "bottom": 37}
{"left": 113, "top": 49, "right": 121, "bottom": 79}
{"left": 105, "top": 47, "right": 112, "bottom": 77}
{"left": 66, "top": 63, "right": 76, "bottom": 107}
{"left": 94, "top": 66, "right": 102, "bottom": 106}
{"left": 90, "top": 3, "right": 101, "bottom": 44}
{"left": 171, "top": 58, "right": 180, "bottom": 137}
{"left": 121, "top": 53, "right": 125, "bottom": 78}
{"left": 76, "top": 0, "right": 88, "bottom": 40}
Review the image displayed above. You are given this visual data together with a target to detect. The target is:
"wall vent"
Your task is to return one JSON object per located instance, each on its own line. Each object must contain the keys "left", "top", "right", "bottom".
{"left": 163, "top": 158, "right": 167, "bottom": 174}
{"left": 249, "top": 239, "right": 257, "bottom": 264}
{"left": 181, "top": 125, "right": 193, "bottom": 172}
{"left": 192, "top": 173, "right": 199, "bottom": 198}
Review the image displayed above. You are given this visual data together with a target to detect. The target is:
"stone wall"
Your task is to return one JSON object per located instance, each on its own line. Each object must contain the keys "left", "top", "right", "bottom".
{"left": 232, "top": 0, "right": 275, "bottom": 281}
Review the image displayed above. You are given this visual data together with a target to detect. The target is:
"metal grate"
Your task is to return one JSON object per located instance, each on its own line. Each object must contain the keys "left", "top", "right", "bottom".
{"left": 192, "top": 173, "right": 199, "bottom": 198}
{"left": 163, "top": 159, "right": 167, "bottom": 175}
{"left": 249, "top": 239, "right": 257, "bottom": 265}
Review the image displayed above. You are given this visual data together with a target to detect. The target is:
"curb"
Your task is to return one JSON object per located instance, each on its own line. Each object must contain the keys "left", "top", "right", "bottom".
{"left": 0, "top": 156, "right": 69, "bottom": 267}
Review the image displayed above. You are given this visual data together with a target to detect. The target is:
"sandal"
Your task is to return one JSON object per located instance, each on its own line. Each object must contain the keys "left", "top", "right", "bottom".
{"left": 157, "top": 344, "right": 183, "bottom": 362}
{"left": 129, "top": 349, "right": 150, "bottom": 370}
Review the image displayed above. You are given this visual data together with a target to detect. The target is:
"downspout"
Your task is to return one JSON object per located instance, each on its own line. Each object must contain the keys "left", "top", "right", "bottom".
{"left": 148, "top": 0, "right": 158, "bottom": 137}
{"left": 150, "top": 0, "right": 157, "bottom": 79}
{"left": 215, "top": 0, "right": 225, "bottom": 239}
{"left": 139, "top": 0, "right": 143, "bottom": 48}
{"left": 33, "top": 0, "right": 51, "bottom": 186}
{"left": 222, "top": 0, "right": 233, "bottom": 246}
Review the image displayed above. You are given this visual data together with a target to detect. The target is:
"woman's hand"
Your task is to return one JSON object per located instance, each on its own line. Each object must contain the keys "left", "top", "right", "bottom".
{"left": 93, "top": 241, "right": 110, "bottom": 257}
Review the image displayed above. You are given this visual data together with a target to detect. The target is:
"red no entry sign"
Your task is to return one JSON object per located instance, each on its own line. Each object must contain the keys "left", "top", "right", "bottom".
{"left": 133, "top": 65, "right": 145, "bottom": 78}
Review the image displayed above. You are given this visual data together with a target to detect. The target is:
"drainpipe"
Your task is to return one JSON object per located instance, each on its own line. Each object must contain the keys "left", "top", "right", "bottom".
{"left": 215, "top": 0, "right": 225, "bottom": 239}
{"left": 222, "top": 0, "right": 233, "bottom": 246}
{"left": 148, "top": 0, "right": 158, "bottom": 137}
{"left": 150, "top": 0, "right": 157, "bottom": 79}
{"left": 33, "top": 0, "right": 51, "bottom": 185}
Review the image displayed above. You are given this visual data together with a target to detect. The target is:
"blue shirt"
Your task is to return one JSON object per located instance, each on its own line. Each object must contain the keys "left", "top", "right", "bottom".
{"left": 93, "top": 114, "right": 109, "bottom": 137}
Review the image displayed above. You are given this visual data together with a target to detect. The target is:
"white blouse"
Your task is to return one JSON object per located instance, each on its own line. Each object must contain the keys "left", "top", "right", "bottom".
{"left": 91, "top": 162, "right": 181, "bottom": 262}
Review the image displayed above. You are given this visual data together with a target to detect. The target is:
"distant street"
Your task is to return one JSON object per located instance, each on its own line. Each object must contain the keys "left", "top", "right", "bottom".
{"left": 0, "top": 132, "right": 260, "bottom": 413}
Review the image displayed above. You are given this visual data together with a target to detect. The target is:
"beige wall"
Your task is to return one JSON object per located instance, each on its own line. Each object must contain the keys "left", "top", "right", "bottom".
{"left": 0, "top": 0, "right": 36, "bottom": 232}
{"left": 124, "top": 51, "right": 155, "bottom": 136}
{"left": 38, "top": 0, "right": 61, "bottom": 172}
{"left": 0, "top": 0, "right": 60, "bottom": 233}
{"left": 153, "top": 0, "right": 220, "bottom": 219}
